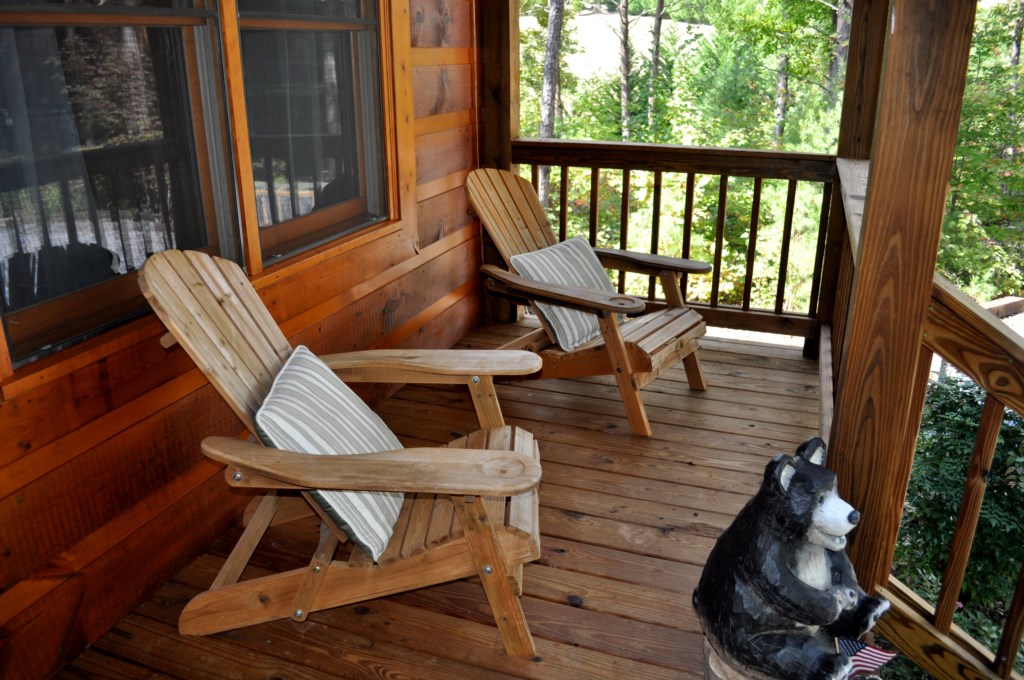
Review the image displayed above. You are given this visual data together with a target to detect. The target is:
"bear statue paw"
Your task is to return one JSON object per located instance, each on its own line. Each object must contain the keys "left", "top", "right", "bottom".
{"left": 822, "top": 654, "right": 853, "bottom": 680}
{"left": 865, "top": 597, "right": 891, "bottom": 632}
{"left": 840, "top": 588, "right": 859, "bottom": 611}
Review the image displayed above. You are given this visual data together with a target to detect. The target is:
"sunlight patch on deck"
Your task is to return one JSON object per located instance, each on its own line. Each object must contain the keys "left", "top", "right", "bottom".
{"left": 704, "top": 326, "right": 805, "bottom": 348}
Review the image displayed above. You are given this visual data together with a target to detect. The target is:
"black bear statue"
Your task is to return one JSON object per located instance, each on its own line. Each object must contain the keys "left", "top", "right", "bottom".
{"left": 692, "top": 437, "right": 890, "bottom": 680}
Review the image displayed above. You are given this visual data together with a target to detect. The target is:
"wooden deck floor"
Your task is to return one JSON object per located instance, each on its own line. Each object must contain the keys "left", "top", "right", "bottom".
{"left": 59, "top": 329, "right": 821, "bottom": 680}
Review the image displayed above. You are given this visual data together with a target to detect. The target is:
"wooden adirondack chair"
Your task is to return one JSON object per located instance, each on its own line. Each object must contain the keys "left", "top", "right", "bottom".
{"left": 138, "top": 249, "right": 543, "bottom": 656}
{"left": 466, "top": 167, "right": 711, "bottom": 437}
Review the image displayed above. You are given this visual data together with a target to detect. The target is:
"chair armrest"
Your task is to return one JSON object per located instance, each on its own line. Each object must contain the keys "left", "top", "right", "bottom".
{"left": 202, "top": 436, "right": 541, "bottom": 496}
{"left": 320, "top": 349, "right": 542, "bottom": 384}
{"left": 593, "top": 248, "right": 712, "bottom": 276}
{"left": 481, "top": 264, "right": 645, "bottom": 316}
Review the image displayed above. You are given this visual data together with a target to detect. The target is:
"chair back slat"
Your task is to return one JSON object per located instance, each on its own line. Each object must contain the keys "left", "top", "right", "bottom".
{"left": 466, "top": 169, "right": 558, "bottom": 264}
{"left": 139, "top": 250, "right": 292, "bottom": 432}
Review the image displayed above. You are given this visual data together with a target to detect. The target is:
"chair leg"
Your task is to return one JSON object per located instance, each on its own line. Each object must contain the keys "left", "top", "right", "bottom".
{"left": 467, "top": 374, "right": 505, "bottom": 429}
{"left": 453, "top": 495, "right": 536, "bottom": 656}
{"left": 510, "top": 562, "right": 524, "bottom": 597}
{"left": 291, "top": 522, "right": 340, "bottom": 622}
{"left": 212, "top": 493, "right": 280, "bottom": 590}
{"left": 683, "top": 350, "right": 708, "bottom": 391}
{"left": 598, "top": 313, "right": 653, "bottom": 437}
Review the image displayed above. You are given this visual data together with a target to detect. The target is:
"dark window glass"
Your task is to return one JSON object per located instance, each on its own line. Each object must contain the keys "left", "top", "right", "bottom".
{"left": 240, "top": 24, "right": 386, "bottom": 263}
{"left": 0, "top": 25, "right": 209, "bottom": 363}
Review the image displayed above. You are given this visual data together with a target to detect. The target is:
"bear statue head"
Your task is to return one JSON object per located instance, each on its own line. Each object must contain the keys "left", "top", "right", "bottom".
{"left": 764, "top": 437, "right": 860, "bottom": 550}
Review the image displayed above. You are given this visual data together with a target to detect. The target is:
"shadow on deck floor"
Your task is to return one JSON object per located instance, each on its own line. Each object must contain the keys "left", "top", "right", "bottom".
{"left": 60, "top": 329, "right": 820, "bottom": 680}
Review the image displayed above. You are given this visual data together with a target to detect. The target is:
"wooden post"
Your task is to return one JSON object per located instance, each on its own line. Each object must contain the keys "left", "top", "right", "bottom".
{"left": 477, "top": 0, "right": 521, "bottom": 322}
{"left": 828, "top": 0, "right": 977, "bottom": 590}
{"left": 478, "top": 0, "right": 519, "bottom": 170}
{"left": 388, "top": 0, "right": 418, "bottom": 243}
{"left": 814, "top": 0, "right": 890, "bottom": 355}
{"left": 217, "top": 0, "right": 263, "bottom": 275}
{"left": 836, "top": 0, "right": 891, "bottom": 160}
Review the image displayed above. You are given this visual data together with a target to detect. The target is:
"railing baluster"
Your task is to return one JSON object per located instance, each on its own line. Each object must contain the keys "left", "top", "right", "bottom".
{"left": 110, "top": 172, "right": 130, "bottom": 266}
{"left": 934, "top": 394, "right": 1006, "bottom": 633}
{"left": 742, "top": 177, "right": 763, "bottom": 311}
{"left": 681, "top": 172, "right": 694, "bottom": 302}
{"left": 995, "top": 561, "right": 1024, "bottom": 678}
{"left": 775, "top": 179, "right": 797, "bottom": 315}
{"left": 287, "top": 157, "right": 298, "bottom": 218}
{"left": 156, "top": 163, "right": 175, "bottom": 250}
{"left": 265, "top": 153, "right": 280, "bottom": 225}
{"left": 530, "top": 163, "right": 539, "bottom": 190}
{"left": 33, "top": 182, "right": 52, "bottom": 249}
{"left": 710, "top": 175, "right": 728, "bottom": 308}
{"left": 618, "top": 169, "right": 630, "bottom": 293}
{"left": 807, "top": 182, "right": 833, "bottom": 318}
{"left": 648, "top": 170, "right": 663, "bottom": 300}
{"left": 832, "top": 231, "right": 855, "bottom": 382}
{"left": 588, "top": 168, "right": 599, "bottom": 247}
{"left": 59, "top": 175, "right": 79, "bottom": 244}
{"left": 558, "top": 165, "right": 568, "bottom": 241}
{"left": 84, "top": 175, "right": 102, "bottom": 247}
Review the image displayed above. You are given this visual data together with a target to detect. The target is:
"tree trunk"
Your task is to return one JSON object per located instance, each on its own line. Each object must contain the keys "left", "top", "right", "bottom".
{"left": 538, "top": 0, "right": 565, "bottom": 207}
{"left": 646, "top": 0, "right": 666, "bottom": 132}
{"left": 772, "top": 53, "right": 789, "bottom": 146}
{"left": 1004, "top": 0, "right": 1022, "bottom": 165}
{"left": 1013, "top": 0, "right": 1022, "bottom": 93}
{"left": 618, "top": 0, "right": 631, "bottom": 141}
{"left": 826, "top": 0, "right": 853, "bottom": 111}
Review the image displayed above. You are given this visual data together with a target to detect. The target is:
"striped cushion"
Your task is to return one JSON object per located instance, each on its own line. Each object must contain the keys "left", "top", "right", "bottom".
{"left": 510, "top": 237, "right": 615, "bottom": 351}
{"left": 255, "top": 345, "right": 404, "bottom": 562}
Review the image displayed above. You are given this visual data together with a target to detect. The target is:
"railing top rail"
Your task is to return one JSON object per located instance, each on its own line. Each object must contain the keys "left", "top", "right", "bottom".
{"left": 512, "top": 138, "right": 837, "bottom": 182}
{"left": 926, "top": 274, "right": 1024, "bottom": 418}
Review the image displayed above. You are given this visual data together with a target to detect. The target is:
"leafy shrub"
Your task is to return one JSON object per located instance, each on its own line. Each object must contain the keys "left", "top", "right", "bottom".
{"left": 891, "top": 371, "right": 1024, "bottom": 677}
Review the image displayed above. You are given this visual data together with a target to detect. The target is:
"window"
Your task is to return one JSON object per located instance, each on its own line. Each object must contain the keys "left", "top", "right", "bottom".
{"left": 0, "top": 18, "right": 222, "bottom": 365}
{"left": 237, "top": 1, "right": 387, "bottom": 263}
{"left": 0, "top": 1, "right": 389, "bottom": 368}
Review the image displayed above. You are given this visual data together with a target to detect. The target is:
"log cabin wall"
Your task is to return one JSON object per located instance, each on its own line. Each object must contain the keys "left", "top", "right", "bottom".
{"left": 0, "top": 2, "right": 485, "bottom": 678}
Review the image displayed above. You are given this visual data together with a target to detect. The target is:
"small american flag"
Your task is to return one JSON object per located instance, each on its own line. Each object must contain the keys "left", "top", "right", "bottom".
{"left": 836, "top": 637, "right": 898, "bottom": 677}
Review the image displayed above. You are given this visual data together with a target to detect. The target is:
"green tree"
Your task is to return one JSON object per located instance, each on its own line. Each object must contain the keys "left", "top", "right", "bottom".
{"left": 938, "top": 1, "right": 1024, "bottom": 301}
{"left": 518, "top": 0, "right": 582, "bottom": 139}
{"left": 686, "top": 0, "right": 837, "bottom": 150}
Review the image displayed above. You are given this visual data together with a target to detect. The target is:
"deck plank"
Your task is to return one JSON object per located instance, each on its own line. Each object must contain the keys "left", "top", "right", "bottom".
{"left": 63, "top": 331, "right": 819, "bottom": 679}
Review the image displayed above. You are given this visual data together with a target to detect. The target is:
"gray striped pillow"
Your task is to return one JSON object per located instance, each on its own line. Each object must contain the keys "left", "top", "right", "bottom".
{"left": 255, "top": 345, "right": 404, "bottom": 562}
{"left": 510, "top": 236, "right": 616, "bottom": 351}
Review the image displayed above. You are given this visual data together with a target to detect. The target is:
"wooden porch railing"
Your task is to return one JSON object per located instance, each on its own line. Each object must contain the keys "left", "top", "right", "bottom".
{"left": 834, "top": 159, "right": 1024, "bottom": 680}
{"left": 511, "top": 138, "right": 837, "bottom": 342}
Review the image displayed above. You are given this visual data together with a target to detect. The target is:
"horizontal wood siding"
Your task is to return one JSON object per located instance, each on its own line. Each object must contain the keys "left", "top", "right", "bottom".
{"left": 0, "top": 2, "right": 486, "bottom": 678}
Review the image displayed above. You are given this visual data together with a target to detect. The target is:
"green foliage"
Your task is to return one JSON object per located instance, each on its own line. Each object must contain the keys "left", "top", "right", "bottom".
{"left": 892, "top": 372, "right": 1024, "bottom": 677}
{"left": 523, "top": 0, "right": 1024, "bottom": 311}
{"left": 521, "top": 1, "right": 850, "bottom": 313}
{"left": 684, "top": 0, "right": 838, "bottom": 149}
{"left": 938, "top": 3, "right": 1024, "bottom": 301}
{"left": 592, "top": 0, "right": 711, "bottom": 23}
{"left": 687, "top": 28, "right": 775, "bottom": 148}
